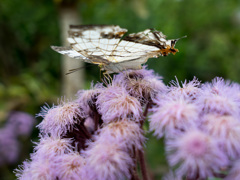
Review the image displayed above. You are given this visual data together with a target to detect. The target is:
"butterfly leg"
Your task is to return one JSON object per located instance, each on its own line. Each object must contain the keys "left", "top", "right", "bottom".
{"left": 103, "top": 72, "right": 112, "bottom": 84}
{"left": 98, "top": 64, "right": 105, "bottom": 82}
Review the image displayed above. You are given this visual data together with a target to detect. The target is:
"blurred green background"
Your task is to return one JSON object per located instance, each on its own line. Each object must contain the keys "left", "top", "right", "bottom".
{"left": 0, "top": 0, "right": 239, "bottom": 179}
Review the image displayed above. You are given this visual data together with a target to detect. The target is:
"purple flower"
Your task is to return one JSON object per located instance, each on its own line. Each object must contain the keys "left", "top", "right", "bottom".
{"left": 7, "top": 111, "right": 35, "bottom": 136}
{"left": 197, "top": 77, "right": 240, "bottom": 116}
{"left": 53, "top": 152, "right": 86, "bottom": 180}
{"left": 225, "top": 159, "right": 240, "bottom": 180}
{"left": 149, "top": 96, "right": 199, "bottom": 138}
{"left": 15, "top": 160, "right": 31, "bottom": 180}
{"left": 16, "top": 136, "right": 75, "bottom": 179}
{"left": 97, "top": 119, "right": 145, "bottom": 151}
{"left": 84, "top": 116, "right": 95, "bottom": 133}
{"left": 96, "top": 85, "right": 142, "bottom": 123}
{"left": 203, "top": 77, "right": 237, "bottom": 95}
{"left": 15, "top": 72, "right": 240, "bottom": 180}
{"left": 113, "top": 66, "right": 167, "bottom": 103}
{"left": 76, "top": 82, "right": 104, "bottom": 117}
{"left": 82, "top": 140, "right": 134, "bottom": 180}
{"left": 81, "top": 119, "right": 143, "bottom": 180}
{"left": 166, "top": 129, "right": 229, "bottom": 179}
{"left": 32, "top": 136, "right": 74, "bottom": 160}
{"left": 201, "top": 113, "right": 240, "bottom": 159}
{"left": 37, "top": 100, "right": 84, "bottom": 137}
{"left": 168, "top": 77, "right": 202, "bottom": 101}
{"left": 16, "top": 159, "right": 56, "bottom": 180}
{"left": 231, "top": 82, "right": 240, "bottom": 101}
{"left": 0, "top": 126, "right": 20, "bottom": 166}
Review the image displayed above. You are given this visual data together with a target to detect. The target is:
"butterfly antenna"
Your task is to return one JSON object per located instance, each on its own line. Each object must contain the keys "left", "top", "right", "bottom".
{"left": 176, "top": 35, "right": 187, "bottom": 41}
{"left": 170, "top": 35, "right": 187, "bottom": 48}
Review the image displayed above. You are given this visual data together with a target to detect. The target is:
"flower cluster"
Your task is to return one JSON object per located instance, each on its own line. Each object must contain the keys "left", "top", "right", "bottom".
{"left": 15, "top": 67, "right": 240, "bottom": 180}
{"left": 0, "top": 111, "right": 35, "bottom": 166}
{"left": 16, "top": 66, "right": 160, "bottom": 180}
{"left": 150, "top": 76, "right": 240, "bottom": 179}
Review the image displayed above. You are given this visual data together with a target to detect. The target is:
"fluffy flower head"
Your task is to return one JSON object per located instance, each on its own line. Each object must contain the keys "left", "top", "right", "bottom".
{"left": 16, "top": 159, "right": 56, "bottom": 180}
{"left": 202, "top": 113, "right": 240, "bottom": 159}
{"left": 198, "top": 77, "right": 240, "bottom": 116}
{"left": 0, "top": 126, "right": 19, "bottom": 165}
{"left": 166, "top": 129, "right": 228, "bottom": 179}
{"left": 150, "top": 97, "right": 199, "bottom": 138}
{"left": 37, "top": 101, "right": 84, "bottom": 136}
{"left": 98, "top": 120, "right": 145, "bottom": 150}
{"left": 225, "top": 159, "right": 240, "bottom": 180}
{"left": 168, "top": 77, "right": 202, "bottom": 101}
{"left": 96, "top": 85, "right": 142, "bottom": 123}
{"left": 83, "top": 141, "right": 133, "bottom": 180}
{"left": 33, "top": 136, "right": 73, "bottom": 160}
{"left": 54, "top": 152, "right": 86, "bottom": 180}
{"left": 113, "top": 66, "right": 166, "bottom": 103}
{"left": 7, "top": 111, "right": 35, "bottom": 136}
{"left": 76, "top": 82, "right": 104, "bottom": 116}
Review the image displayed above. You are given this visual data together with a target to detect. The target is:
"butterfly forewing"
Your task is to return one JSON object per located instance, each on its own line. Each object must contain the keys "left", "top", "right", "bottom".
{"left": 67, "top": 25, "right": 129, "bottom": 64}
{"left": 51, "top": 46, "right": 88, "bottom": 60}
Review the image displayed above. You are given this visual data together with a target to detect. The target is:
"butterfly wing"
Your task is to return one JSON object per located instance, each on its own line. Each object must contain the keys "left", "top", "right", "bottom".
{"left": 51, "top": 46, "right": 88, "bottom": 60}
{"left": 100, "top": 28, "right": 180, "bottom": 73}
{"left": 51, "top": 25, "right": 182, "bottom": 73}
{"left": 123, "top": 29, "right": 180, "bottom": 56}
{"left": 67, "top": 25, "right": 128, "bottom": 65}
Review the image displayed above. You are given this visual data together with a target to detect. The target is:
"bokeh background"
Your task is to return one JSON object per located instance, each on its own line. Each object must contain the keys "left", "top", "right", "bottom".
{"left": 0, "top": 0, "right": 240, "bottom": 179}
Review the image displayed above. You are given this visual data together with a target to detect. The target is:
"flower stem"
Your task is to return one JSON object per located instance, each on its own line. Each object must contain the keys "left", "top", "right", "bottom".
{"left": 130, "top": 146, "right": 140, "bottom": 180}
{"left": 141, "top": 100, "right": 152, "bottom": 127}
{"left": 138, "top": 150, "right": 149, "bottom": 180}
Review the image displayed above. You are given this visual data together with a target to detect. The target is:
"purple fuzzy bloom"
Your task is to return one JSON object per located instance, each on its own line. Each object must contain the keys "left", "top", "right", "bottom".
{"left": 53, "top": 152, "right": 86, "bottom": 180}
{"left": 84, "top": 116, "right": 95, "bottom": 133}
{"left": 16, "top": 159, "right": 56, "bottom": 180}
{"left": 82, "top": 140, "right": 134, "bottom": 180}
{"left": 149, "top": 96, "right": 199, "bottom": 138}
{"left": 197, "top": 77, "right": 240, "bottom": 116}
{"left": 0, "top": 126, "right": 20, "bottom": 166}
{"left": 225, "top": 159, "right": 240, "bottom": 180}
{"left": 113, "top": 66, "right": 167, "bottom": 103}
{"left": 201, "top": 113, "right": 240, "bottom": 159}
{"left": 37, "top": 100, "right": 84, "bottom": 136}
{"left": 15, "top": 160, "right": 31, "bottom": 180}
{"left": 76, "top": 82, "right": 104, "bottom": 117}
{"left": 97, "top": 119, "right": 145, "bottom": 151}
{"left": 80, "top": 119, "right": 144, "bottom": 179}
{"left": 114, "top": 66, "right": 158, "bottom": 83}
{"left": 7, "top": 111, "right": 35, "bottom": 136}
{"left": 168, "top": 77, "right": 202, "bottom": 101}
{"left": 231, "top": 82, "right": 240, "bottom": 100}
{"left": 205, "top": 77, "right": 238, "bottom": 95}
{"left": 16, "top": 71, "right": 240, "bottom": 180}
{"left": 32, "top": 136, "right": 74, "bottom": 160}
{"left": 96, "top": 85, "right": 142, "bottom": 123}
{"left": 166, "top": 129, "right": 229, "bottom": 179}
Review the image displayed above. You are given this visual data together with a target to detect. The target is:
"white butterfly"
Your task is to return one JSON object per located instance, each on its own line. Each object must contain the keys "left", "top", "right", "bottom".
{"left": 52, "top": 25, "right": 183, "bottom": 74}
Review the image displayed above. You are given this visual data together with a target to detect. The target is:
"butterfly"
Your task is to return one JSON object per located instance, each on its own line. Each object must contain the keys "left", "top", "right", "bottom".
{"left": 51, "top": 25, "right": 184, "bottom": 74}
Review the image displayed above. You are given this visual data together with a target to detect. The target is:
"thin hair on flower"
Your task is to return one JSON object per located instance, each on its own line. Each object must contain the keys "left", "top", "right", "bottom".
{"left": 168, "top": 76, "right": 202, "bottom": 101}
{"left": 37, "top": 100, "right": 85, "bottom": 137}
